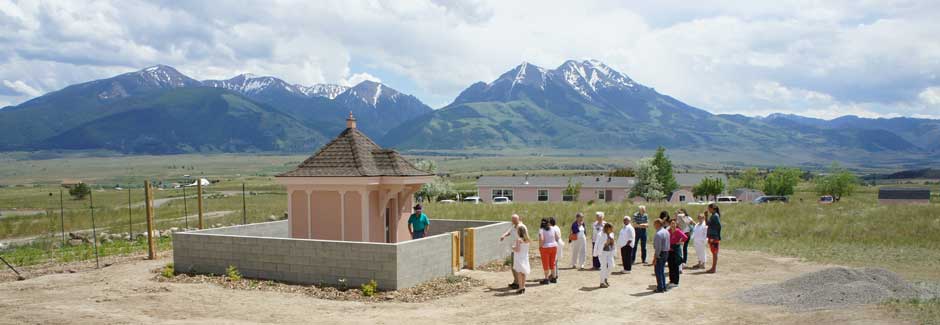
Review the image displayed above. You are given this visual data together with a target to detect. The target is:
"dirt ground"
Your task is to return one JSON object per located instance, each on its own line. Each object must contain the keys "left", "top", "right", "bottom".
{"left": 0, "top": 249, "right": 913, "bottom": 325}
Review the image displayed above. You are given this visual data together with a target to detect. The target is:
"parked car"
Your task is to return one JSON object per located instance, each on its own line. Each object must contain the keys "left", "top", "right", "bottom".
{"left": 753, "top": 196, "right": 789, "bottom": 204}
{"left": 716, "top": 196, "right": 739, "bottom": 204}
{"left": 492, "top": 196, "right": 512, "bottom": 204}
{"left": 819, "top": 195, "right": 834, "bottom": 204}
{"left": 439, "top": 199, "right": 456, "bottom": 204}
{"left": 463, "top": 196, "right": 482, "bottom": 204}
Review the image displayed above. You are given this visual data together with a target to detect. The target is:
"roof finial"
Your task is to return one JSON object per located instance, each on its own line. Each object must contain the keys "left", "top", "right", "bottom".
{"left": 346, "top": 111, "right": 357, "bottom": 129}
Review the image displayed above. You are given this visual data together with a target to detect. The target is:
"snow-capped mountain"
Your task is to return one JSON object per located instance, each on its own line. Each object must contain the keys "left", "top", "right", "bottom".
{"left": 94, "top": 65, "right": 201, "bottom": 100}
{"left": 453, "top": 60, "right": 642, "bottom": 105}
{"left": 334, "top": 80, "right": 433, "bottom": 136}
{"left": 297, "top": 84, "right": 349, "bottom": 99}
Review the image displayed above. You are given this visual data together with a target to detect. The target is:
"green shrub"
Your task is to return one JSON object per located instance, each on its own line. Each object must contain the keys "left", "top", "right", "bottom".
{"left": 161, "top": 263, "right": 175, "bottom": 278}
{"left": 225, "top": 265, "right": 242, "bottom": 281}
{"left": 361, "top": 279, "right": 378, "bottom": 297}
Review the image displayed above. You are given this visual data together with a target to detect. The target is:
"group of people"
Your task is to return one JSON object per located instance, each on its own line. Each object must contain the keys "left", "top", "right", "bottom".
{"left": 499, "top": 203, "right": 722, "bottom": 294}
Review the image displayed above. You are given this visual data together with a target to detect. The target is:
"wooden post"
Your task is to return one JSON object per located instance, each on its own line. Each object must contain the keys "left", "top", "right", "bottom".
{"left": 197, "top": 180, "right": 204, "bottom": 229}
{"left": 465, "top": 228, "right": 476, "bottom": 270}
{"left": 144, "top": 180, "right": 156, "bottom": 260}
{"left": 451, "top": 231, "right": 460, "bottom": 273}
{"left": 89, "top": 190, "right": 100, "bottom": 268}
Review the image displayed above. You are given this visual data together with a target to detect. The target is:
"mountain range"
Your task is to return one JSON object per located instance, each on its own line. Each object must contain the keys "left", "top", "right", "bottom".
{"left": 1, "top": 60, "right": 938, "bottom": 165}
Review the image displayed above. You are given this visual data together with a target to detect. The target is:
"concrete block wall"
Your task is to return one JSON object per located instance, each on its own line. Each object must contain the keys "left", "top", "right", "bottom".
{"left": 394, "top": 233, "right": 455, "bottom": 289}
{"left": 469, "top": 222, "right": 512, "bottom": 268}
{"left": 173, "top": 225, "right": 399, "bottom": 290}
{"left": 196, "top": 220, "right": 289, "bottom": 238}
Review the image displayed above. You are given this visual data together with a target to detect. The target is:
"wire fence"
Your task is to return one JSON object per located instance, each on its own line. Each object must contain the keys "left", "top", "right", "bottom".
{"left": 0, "top": 181, "right": 286, "bottom": 273}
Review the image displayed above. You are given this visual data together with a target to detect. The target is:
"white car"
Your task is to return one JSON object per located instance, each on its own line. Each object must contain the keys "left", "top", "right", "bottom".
{"left": 716, "top": 196, "right": 739, "bottom": 204}
{"left": 439, "top": 199, "right": 457, "bottom": 204}
{"left": 463, "top": 196, "right": 482, "bottom": 204}
{"left": 492, "top": 196, "right": 512, "bottom": 204}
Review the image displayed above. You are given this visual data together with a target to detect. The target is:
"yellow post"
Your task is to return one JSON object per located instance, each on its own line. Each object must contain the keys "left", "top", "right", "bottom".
{"left": 144, "top": 180, "right": 156, "bottom": 260}
{"left": 197, "top": 180, "right": 204, "bottom": 229}
{"left": 464, "top": 228, "right": 476, "bottom": 269}
{"left": 451, "top": 231, "right": 460, "bottom": 273}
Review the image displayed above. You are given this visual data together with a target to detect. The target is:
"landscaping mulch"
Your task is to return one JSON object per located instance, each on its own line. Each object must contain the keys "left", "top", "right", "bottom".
{"left": 154, "top": 268, "right": 483, "bottom": 303}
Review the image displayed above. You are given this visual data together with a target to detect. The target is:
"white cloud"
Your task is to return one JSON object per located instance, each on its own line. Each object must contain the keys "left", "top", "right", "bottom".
{"left": 343, "top": 72, "right": 381, "bottom": 86}
{"left": 0, "top": 0, "right": 938, "bottom": 119}
{"left": 1, "top": 80, "right": 41, "bottom": 97}
{"left": 919, "top": 86, "right": 940, "bottom": 106}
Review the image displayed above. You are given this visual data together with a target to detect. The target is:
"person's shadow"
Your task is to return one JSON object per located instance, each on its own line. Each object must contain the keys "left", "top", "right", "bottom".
{"left": 628, "top": 285, "right": 660, "bottom": 297}
{"left": 578, "top": 286, "right": 602, "bottom": 292}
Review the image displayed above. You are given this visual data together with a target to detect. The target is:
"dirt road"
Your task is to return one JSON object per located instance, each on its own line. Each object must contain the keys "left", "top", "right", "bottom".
{"left": 0, "top": 250, "right": 910, "bottom": 324}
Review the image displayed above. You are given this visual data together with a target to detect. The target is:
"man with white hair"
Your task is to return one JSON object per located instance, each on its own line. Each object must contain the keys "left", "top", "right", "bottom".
{"left": 591, "top": 211, "right": 606, "bottom": 270}
{"left": 633, "top": 206, "right": 650, "bottom": 265}
{"left": 617, "top": 215, "right": 635, "bottom": 273}
{"left": 499, "top": 214, "right": 527, "bottom": 289}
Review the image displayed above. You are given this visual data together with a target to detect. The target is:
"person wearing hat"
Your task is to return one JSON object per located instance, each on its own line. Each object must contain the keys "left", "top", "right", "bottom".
{"left": 408, "top": 204, "right": 430, "bottom": 239}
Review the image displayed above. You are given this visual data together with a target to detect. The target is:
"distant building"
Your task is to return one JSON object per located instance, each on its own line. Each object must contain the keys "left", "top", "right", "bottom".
{"left": 669, "top": 189, "right": 696, "bottom": 203}
{"left": 476, "top": 176, "right": 635, "bottom": 203}
{"left": 61, "top": 178, "right": 83, "bottom": 189}
{"left": 878, "top": 187, "right": 931, "bottom": 205}
{"left": 734, "top": 188, "right": 765, "bottom": 202}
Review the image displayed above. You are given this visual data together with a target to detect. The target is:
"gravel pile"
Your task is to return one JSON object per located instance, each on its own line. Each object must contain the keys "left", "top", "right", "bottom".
{"left": 738, "top": 267, "right": 922, "bottom": 310}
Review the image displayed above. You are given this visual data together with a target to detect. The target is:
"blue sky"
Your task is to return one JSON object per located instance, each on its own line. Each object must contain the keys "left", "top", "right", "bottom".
{"left": 1, "top": 0, "right": 939, "bottom": 119}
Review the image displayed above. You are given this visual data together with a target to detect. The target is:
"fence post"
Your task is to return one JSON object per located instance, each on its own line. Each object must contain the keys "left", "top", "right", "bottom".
{"left": 89, "top": 189, "right": 100, "bottom": 268}
{"left": 182, "top": 186, "right": 188, "bottom": 229}
{"left": 145, "top": 180, "right": 156, "bottom": 260}
{"left": 451, "top": 231, "right": 460, "bottom": 273}
{"left": 465, "top": 228, "right": 475, "bottom": 269}
{"left": 59, "top": 188, "right": 65, "bottom": 242}
{"left": 242, "top": 183, "right": 247, "bottom": 225}
{"left": 127, "top": 187, "right": 132, "bottom": 240}
{"left": 197, "top": 181, "right": 204, "bottom": 229}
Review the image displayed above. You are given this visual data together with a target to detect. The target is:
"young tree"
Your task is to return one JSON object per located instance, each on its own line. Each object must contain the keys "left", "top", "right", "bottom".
{"left": 693, "top": 177, "right": 725, "bottom": 201}
{"left": 563, "top": 178, "right": 583, "bottom": 202}
{"left": 69, "top": 183, "right": 91, "bottom": 200}
{"left": 631, "top": 158, "right": 665, "bottom": 201}
{"left": 815, "top": 163, "right": 858, "bottom": 201}
{"left": 763, "top": 167, "right": 802, "bottom": 196}
{"left": 651, "top": 147, "right": 679, "bottom": 195}
{"left": 731, "top": 167, "right": 762, "bottom": 190}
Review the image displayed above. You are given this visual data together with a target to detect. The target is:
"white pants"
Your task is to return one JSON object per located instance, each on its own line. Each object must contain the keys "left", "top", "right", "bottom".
{"left": 694, "top": 239, "right": 708, "bottom": 264}
{"left": 570, "top": 234, "right": 587, "bottom": 268}
{"left": 599, "top": 251, "right": 614, "bottom": 283}
{"left": 555, "top": 241, "right": 564, "bottom": 272}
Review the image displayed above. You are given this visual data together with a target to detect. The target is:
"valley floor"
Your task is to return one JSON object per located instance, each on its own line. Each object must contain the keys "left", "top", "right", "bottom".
{"left": 0, "top": 249, "right": 913, "bottom": 324}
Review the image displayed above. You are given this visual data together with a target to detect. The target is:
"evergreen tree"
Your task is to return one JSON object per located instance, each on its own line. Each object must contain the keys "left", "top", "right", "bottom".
{"left": 631, "top": 158, "right": 665, "bottom": 201}
{"left": 651, "top": 147, "right": 679, "bottom": 195}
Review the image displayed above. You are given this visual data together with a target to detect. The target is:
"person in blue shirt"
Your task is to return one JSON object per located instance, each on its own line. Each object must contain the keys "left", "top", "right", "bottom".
{"left": 408, "top": 204, "right": 430, "bottom": 239}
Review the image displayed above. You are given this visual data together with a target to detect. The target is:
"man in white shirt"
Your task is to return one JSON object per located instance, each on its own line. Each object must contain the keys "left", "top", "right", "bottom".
{"left": 617, "top": 216, "right": 635, "bottom": 273}
{"left": 499, "top": 214, "right": 527, "bottom": 289}
{"left": 591, "top": 212, "right": 606, "bottom": 270}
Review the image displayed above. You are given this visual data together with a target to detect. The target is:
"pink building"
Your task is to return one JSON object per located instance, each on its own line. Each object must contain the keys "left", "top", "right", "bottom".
{"left": 476, "top": 176, "right": 635, "bottom": 203}
{"left": 275, "top": 114, "right": 434, "bottom": 243}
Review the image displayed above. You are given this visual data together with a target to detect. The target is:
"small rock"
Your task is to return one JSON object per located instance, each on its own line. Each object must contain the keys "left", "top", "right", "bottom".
{"left": 267, "top": 215, "right": 278, "bottom": 221}
{"left": 67, "top": 269, "right": 77, "bottom": 273}
{"left": 67, "top": 239, "right": 84, "bottom": 246}
{"left": 169, "top": 227, "right": 179, "bottom": 232}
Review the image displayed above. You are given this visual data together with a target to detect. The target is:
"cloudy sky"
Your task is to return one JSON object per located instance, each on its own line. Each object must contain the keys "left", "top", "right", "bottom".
{"left": 1, "top": 0, "right": 939, "bottom": 118}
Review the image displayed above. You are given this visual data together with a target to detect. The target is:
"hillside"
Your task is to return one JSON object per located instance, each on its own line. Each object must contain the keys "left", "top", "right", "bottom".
{"left": 36, "top": 88, "right": 327, "bottom": 154}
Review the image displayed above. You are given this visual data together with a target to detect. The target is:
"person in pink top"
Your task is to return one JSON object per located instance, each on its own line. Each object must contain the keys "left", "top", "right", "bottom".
{"left": 667, "top": 219, "right": 688, "bottom": 288}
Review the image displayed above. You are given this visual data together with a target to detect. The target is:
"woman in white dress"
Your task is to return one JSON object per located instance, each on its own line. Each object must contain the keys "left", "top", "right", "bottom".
{"left": 691, "top": 213, "right": 709, "bottom": 269}
{"left": 549, "top": 217, "right": 563, "bottom": 282}
{"left": 513, "top": 226, "right": 531, "bottom": 294}
{"left": 570, "top": 213, "right": 587, "bottom": 269}
{"left": 593, "top": 223, "right": 616, "bottom": 288}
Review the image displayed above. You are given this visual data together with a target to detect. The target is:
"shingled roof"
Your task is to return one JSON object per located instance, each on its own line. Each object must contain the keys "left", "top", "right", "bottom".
{"left": 277, "top": 115, "right": 432, "bottom": 177}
